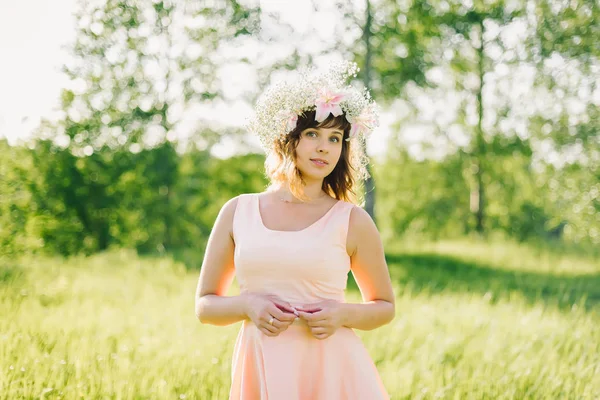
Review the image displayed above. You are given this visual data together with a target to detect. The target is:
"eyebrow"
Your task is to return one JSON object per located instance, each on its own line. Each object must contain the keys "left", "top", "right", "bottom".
{"left": 309, "top": 128, "right": 343, "bottom": 136}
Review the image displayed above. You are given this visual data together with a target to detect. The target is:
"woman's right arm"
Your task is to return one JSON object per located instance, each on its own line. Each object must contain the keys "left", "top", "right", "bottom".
{"left": 194, "top": 196, "right": 298, "bottom": 332}
{"left": 194, "top": 196, "right": 247, "bottom": 326}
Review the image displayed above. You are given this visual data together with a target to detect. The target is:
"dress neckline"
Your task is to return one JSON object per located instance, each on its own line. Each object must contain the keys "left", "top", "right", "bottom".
{"left": 255, "top": 193, "right": 341, "bottom": 233}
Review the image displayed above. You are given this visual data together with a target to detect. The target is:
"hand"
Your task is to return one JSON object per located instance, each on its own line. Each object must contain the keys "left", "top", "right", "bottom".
{"left": 242, "top": 293, "right": 298, "bottom": 337}
{"left": 296, "top": 300, "right": 345, "bottom": 340}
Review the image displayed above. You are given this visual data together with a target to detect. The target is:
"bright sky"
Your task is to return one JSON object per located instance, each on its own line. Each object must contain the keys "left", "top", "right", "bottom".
{"left": 0, "top": 0, "right": 392, "bottom": 158}
{"left": 0, "top": 0, "right": 77, "bottom": 146}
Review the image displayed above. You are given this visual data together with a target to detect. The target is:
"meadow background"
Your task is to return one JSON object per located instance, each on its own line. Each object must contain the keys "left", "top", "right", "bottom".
{"left": 1, "top": 0, "right": 599, "bottom": 399}
{"left": 2, "top": 240, "right": 599, "bottom": 399}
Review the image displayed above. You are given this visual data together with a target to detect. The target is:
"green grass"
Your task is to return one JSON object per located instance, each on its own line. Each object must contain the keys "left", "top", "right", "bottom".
{"left": 1, "top": 239, "right": 599, "bottom": 399}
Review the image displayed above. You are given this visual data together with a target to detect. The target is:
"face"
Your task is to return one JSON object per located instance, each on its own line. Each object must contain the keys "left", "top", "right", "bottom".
{"left": 294, "top": 126, "right": 344, "bottom": 181}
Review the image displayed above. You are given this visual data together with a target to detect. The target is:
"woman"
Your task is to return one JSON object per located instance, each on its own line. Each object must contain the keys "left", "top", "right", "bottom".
{"left": 195, "top": 62, "right": 395, "bottom": 399}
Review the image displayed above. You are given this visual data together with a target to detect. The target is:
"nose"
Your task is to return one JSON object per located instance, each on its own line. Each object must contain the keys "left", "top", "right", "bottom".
{"left": 316, "top": 138, "right": 329, "bottom": 154}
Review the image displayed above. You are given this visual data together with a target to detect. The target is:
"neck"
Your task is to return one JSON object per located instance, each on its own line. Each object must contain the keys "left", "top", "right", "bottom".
{"left": 300, "top": 179, "right": 325, "bottom": 200}
{"left": 278, "top": 180, "right": 326, "bottom": 203}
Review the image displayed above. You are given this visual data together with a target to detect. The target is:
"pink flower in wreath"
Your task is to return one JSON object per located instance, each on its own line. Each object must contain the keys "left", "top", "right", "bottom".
{"left": 314, "top": 88, "right": 347, "bottom": 122}
{"left": 278, "top": 109, "right": 300, "bottom": 133}
{"left": 348, "top": 108, "right": 377, "bottom": 138}
{"left": 286, "top": 113, "right": 298, "bottom": 132}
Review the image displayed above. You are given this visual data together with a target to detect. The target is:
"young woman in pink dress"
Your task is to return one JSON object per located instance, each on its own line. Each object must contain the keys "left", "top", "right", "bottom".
{"left": 195, "top": 62, "right": 395, "bottom": 399}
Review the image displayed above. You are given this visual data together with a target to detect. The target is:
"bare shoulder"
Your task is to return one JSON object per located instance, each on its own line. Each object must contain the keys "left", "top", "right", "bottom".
{"left": 213, "top": 195, "right": 243, "bottom": 236}
{"left": 346, "top": 204, "right": 379, "bottom": 255}
{"left": 348, "top": 204, "right": 375, "bottom": 227}
{"left": 348, "top": 204, "right": 378, "bottom": 233}
{"left": 220, "top": 195, "right": 241, "bottom": 217}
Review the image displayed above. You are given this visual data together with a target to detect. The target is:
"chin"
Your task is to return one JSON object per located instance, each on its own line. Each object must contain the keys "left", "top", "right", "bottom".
{"left": 299, "top": 168, "right": 333, "bottom": 181}
{"left": 298, "top": 160, "right": 335, "bottom": 180}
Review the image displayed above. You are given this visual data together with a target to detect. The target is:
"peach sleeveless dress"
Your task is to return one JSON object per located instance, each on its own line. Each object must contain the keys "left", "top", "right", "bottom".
{"left": 229, "top": 193, "right": 389, "bottom": 400}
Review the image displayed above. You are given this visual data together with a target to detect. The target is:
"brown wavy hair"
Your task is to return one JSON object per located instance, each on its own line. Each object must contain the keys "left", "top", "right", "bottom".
{"left": 264, "top": 110, "right": 361, "bottom": 204}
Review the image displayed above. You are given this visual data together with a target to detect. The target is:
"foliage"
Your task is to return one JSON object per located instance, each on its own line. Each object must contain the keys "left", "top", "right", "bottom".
{"left": 1, "top": 0, "right": 599, "bottom": 255}
{"left": 0, "top": 138, "right": 267, "bottom": 256}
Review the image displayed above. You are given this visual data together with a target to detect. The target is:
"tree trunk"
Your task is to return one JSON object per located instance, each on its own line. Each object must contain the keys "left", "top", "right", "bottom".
{"left": 474, "top": 19, "right": 486, "bottom": 235}
{"left": 362, "top": 0, "right": 376, "bottom": 223}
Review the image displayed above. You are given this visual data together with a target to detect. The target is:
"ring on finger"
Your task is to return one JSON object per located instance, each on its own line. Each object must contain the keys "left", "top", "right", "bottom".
{"left": 268, "top": 317, "right": 274, "bottom": 325}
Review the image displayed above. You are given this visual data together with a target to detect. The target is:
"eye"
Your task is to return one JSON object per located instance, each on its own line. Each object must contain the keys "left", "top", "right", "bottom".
{"left": 305, "top": 130, "right": 318, "bottom": 137}
{"left": 330, "top": 136, "right": 340, "bottom": 143}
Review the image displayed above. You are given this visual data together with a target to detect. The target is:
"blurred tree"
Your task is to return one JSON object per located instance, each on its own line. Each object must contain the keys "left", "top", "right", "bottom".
{"left": 533, "top": 0, "right": 599, "bottom": 62}
{"left": 341, "top": 1, "right": 567, "bottom": 238}
{"left": 525, "top": 0, "right": 599, "bottom": 243}
{"left": 28, "top": 0, "right": 261, "bottom": 254}
{"left": 4, "top": 0, "right": 598, "bottom": 255}
{"left": 374, "top": 146, "right": 471, "bottom": 241}
{"left": 325, "top": 0, "right": 449, "bottom": 222}
{"left": 0, "top": 141, "right": 40, "bottom": 255}
{"left": 334, "top": 0, "right": 598, "bottom": 243}
{"left": 440, "top": 3, "right": 529, "bottom": 236}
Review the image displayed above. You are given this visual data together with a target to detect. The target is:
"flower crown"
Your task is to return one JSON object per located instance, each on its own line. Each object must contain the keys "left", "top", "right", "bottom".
{"left": 246, "top": 61, "right": 379, "bottom": 180}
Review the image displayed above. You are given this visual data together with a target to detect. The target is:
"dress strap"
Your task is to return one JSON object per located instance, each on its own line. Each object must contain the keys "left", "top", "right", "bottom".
{"left": 232, "top": 193, "right": 257, "bottom": 243}
{"left": 334, "top": 201, "right": 355, "bottom": 250}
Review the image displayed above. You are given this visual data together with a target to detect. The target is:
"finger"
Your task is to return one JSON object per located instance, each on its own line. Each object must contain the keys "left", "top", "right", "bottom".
{"left": 310, "top": 326, "right": 328, "bottom": 335}
{"left": 262, "top": 321, "right": 279, "bottom": 334}
{"left": 274, "top": 302, "right": 299, "bottom": 318}
{"left": 270, "top": 318, "right": 289, "bottom": 330}
{"left": 307, "top": 319, "right": 328, "bottom": 328}
{"left": 296, "top": 304, "right": 322, "bottom": 313}
{"left": 296, "top": 311, "right": 316, "bottom": 321}
{"left": 299, "top": 310, "right": 327, "bottom": 322}
{"left": 267, "top": 296, "right": 297, "bottom": 310}
{"left": 277, "top": 313, "right": 297, "bottom": 322}
{"left": 268, "top": 304, "right": 287, "bottom": 319}
{"left": 278, "top": 318, "right": 296, "bottom": 327}
{"left": 308, "top": 310, "right": 329, "bottom": 321}
{"left": 260, "top": 327, "right": 278, "bottom": 337}
{"left": 259, "top": 314, "right": 279, "bottom": 331}
{"left": 274, "top": 302, "right": 299, "bottom": 315}
{"left": 268, "top": 305, "right": 295, "bottom": 321}
{"left": 299, "top": 312, "right": 326, "bottom": 323}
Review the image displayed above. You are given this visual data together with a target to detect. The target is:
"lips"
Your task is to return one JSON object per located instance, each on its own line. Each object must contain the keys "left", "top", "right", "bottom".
{"left": 310, "top": 158, "right": 329, "bottom": 165}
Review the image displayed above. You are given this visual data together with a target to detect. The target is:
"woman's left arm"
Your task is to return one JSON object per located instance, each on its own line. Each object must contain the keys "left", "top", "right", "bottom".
{"left": 340, "top": 205, "right": 395, "bottom": 330}
{"left": 297, "top": 206, "right": 395, "bottom": 337}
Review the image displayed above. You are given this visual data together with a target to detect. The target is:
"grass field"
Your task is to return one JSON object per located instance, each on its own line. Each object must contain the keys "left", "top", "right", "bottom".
{"left": 1, "top": 238, "right": 599, "bottom": 399}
